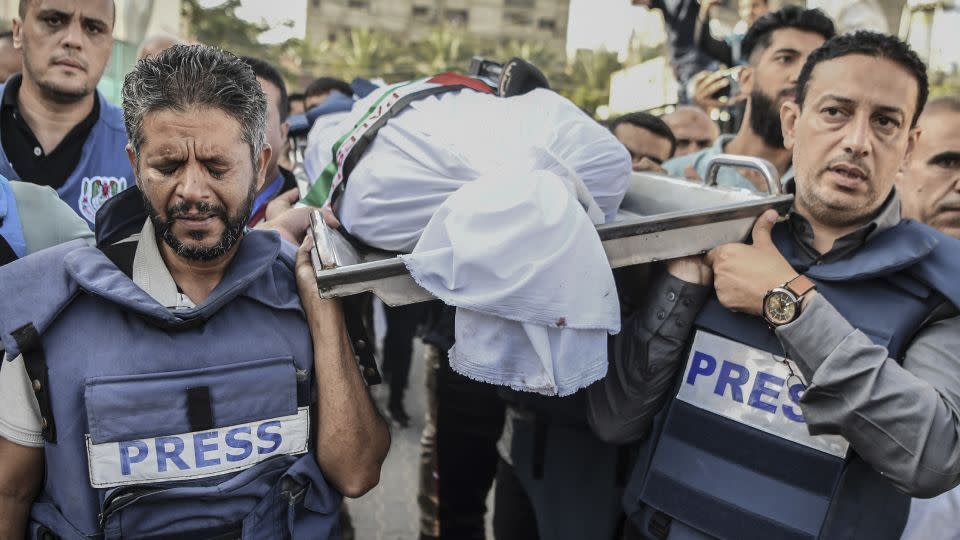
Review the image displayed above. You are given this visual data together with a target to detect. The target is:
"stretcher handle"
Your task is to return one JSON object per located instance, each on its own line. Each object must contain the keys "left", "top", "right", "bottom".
{"left": 309, "top": 209, "right": 340, "bottom": 269}
{"left": 703, "top": 154, "right": 783, "bottom": 196}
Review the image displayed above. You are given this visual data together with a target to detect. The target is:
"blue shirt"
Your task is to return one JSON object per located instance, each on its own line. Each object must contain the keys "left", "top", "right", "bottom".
{"left": 662, "top": 134, "right": 794, "bottom": 193}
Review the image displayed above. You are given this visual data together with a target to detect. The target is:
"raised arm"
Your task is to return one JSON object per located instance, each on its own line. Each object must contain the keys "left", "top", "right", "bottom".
{"left": 294, "top": 236, "right": 390, "bottom": 498}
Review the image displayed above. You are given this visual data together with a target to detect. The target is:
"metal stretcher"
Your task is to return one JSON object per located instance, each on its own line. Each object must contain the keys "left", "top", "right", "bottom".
{"left": 310, "top": 154, "right": 793, "bottom": 308}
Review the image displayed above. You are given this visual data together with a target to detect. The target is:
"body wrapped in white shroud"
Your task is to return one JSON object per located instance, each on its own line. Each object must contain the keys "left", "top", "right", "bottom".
{"left": 310, "top": 86, "right": 631, "bottom": 395}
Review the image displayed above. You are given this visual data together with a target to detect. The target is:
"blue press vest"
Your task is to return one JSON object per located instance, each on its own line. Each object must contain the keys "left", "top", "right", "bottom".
{"left": 0, "top": 86, "right": 133, "bottom": 228}
{"left": 0, "top": 231, "right": 341, "bottom": 539}
{"left": 624, "top": 220, "right": 960, "bottom": 540}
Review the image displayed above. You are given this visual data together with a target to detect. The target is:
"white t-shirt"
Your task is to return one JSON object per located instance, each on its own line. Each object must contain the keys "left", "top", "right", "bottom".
{"left": 0, "top": 220, "right": 194, "bottom": 447}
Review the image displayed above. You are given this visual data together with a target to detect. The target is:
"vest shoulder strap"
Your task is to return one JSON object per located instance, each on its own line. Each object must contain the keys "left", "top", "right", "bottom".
{"left": 10, "top": 323, "right": 56, "bottom": 443}
{"left": 0, "top": 240, "right": 84, "bottom": 358}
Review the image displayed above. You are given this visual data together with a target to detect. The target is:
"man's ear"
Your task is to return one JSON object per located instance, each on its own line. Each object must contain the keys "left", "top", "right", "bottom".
{"left": 125, "top": 144, "right": 140, "bottom": 186}
{"left": 256, "top": 144, "right": 271, "bottom": 192}
{"left": 738, "top": 65, "right": 754, "bottom": 95}
{"left": 903, "top": 127, "right": 921, "bottom": 170}
{"left": 11, "top": 17, "right": 22, "bottom": 49}
{"left": 781, "top": 100, "right": 800, "bottom": 150}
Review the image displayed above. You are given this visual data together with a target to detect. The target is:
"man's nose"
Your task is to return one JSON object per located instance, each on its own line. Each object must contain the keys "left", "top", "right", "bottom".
{"left": 841, "top": 114, "right": 871, "bottom": 157}
{"left": 61, "top": 19, "right": 84, "bottom": 50}
{"left": 176, "top": 164, "right": 212, "bottom": 202}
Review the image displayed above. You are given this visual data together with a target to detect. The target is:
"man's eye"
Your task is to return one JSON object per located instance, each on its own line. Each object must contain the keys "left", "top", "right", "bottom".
{"left": 208, "top": 168, "right": 227, "bottom": 179}
{"left": 874, "top": 116, "right": 900, "bottom": 129}
{"left": 44, "top": 15, "right": 66, "bottom": 27}
{"left": 823, "top": 107, "right": 842, "bottom": 117}
{"left": 84, "top": 22, "right": 103, "bottom": 34}
{"left": 939, "top": 158, "right": 960, "bottom": 169}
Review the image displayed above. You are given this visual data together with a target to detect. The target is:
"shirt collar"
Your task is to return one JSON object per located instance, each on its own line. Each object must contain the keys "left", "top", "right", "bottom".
{"left": 131, "top": 220, "right": 195, "bottom": 310}
{"left": 786, "top": 184, "right": 902, "bottom": 263}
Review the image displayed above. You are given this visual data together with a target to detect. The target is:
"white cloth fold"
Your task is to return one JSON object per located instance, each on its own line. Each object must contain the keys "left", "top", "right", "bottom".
{"left": 402, "top": 163, "right": 620, "bottom": 396}
{"left": 309, "top": 85, "right": 630, "bottom": 395}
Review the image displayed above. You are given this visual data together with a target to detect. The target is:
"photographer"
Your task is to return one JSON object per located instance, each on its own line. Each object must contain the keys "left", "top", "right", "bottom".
{"left": 664, "top": 6, "right": 835, "bottom": 191}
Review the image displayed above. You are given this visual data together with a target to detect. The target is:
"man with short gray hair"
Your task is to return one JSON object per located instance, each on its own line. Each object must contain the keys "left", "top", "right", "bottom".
{"left": 0, "top": 44, "right": 389, "bottom": 539}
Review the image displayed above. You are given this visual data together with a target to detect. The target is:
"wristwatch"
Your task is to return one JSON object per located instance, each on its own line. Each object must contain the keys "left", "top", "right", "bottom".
{"left": 762, "top": 274, "right": 817, "bottom": 327}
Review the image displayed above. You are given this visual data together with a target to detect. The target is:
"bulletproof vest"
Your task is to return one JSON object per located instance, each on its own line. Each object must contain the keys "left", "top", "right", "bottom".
{"left": 0, "top": 231, "right": 342, "bottom": 539}
{"left": 624, "top": 219, "right": 960, "bottom": 540}
{"left": 0, "top": 85, "right": 133, "bottom": 227}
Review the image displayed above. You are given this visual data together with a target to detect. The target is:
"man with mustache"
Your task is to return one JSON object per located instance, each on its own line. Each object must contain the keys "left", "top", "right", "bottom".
{"left": 0, "top": 45, "right": 389, "bottom": 538}
{"left": 589, "top": 32, "right": 960, "bottom": 539}
{"left": 898, "top": 96, "right": 960, "bottom": 240}
{"left": 663, "top": 6, "right": 834, "bottom": 193}
{"left": 0, "top": 0, "right": 133, "bottom": 227}
{"left": 894, "top": 95, "right": 960, "bottom": 540}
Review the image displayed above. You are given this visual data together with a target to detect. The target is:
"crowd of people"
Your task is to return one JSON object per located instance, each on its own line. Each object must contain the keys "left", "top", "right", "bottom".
{"left": 0, "top": 0, "right": 959, "bottom": 539}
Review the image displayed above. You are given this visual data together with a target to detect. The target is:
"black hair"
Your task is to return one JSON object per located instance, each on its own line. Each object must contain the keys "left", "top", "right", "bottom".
{"left": 741, "top": 6, "right": 835, "bottom": 63}
{"left": 609, "top": 111, "right": 677, "bottom": 158}
{"left": 796, "top": 31, "right": 929, "bottom": 127}
{"left": 241, "top": 56, "right": 289, "bottom": 122}
{"left": 304, "top": 77, "right": 353, "bottom": 103}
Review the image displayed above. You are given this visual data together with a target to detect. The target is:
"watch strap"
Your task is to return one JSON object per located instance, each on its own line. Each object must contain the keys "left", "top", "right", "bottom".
{"left": 785, "top": 274, "right": 816, "bottom": 297}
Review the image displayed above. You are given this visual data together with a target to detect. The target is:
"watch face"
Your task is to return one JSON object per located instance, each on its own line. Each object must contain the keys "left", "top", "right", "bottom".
{"left": 764, "top": 290, "right": 797, "bottom": 325}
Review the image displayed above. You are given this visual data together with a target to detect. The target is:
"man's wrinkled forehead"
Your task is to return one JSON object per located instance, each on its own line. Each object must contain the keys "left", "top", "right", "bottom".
{"left": 139, "top": 106, "right": 247, "bottom": 157}
{"left": 804, "top": 55, "right": 918, "bottom": 121}
{"left": 21, "top": 0, "right": 115, "bottom": 27}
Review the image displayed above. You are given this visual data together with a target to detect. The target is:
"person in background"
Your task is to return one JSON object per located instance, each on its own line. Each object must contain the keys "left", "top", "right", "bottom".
{"left": 0, "top": 0, "right": 133, "bottom": 227}
{"left": 305, "top": 76, "right": 354, "bottom": 111}
{"left": 631, "top": 0, "right": 716, "bottom": 104}
{"left": 610, "top": 111, "right": 677, "bottom": 173}
{"left": 288, "top": 92, "right": 306, "bottom": 116}
{"left": 240, "top": 56, "right": 298, "bottom": 227}
{"left": 382, "top": 303, "right": 427, "bottom": 427}
{"left": 0, "top": 31, "right": 22, "bottom": 82}
{"left": 695, "top": 0, "right": 770, "bottom": 66}
{"left": 136, "top": 33, "right": 182, "bottom": 61}
{"left": 0, "top": 173, "right": 92, "bottom": 267}
{"left": 662, "top": 105, "right": 719, "bottom": 157}
{"left": 898, "top": 95, "right": 960, "bottom": 240}
{"left": 895, "top": 95, "right": 960, "bottom": 540}
{"left": 664, "top": 6, "right": 835, "bottom": 192}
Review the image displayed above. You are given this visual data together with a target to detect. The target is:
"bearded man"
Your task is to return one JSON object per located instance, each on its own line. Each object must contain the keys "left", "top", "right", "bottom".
{"left": 664, "top": 6, "right": 834, "bottom": 193}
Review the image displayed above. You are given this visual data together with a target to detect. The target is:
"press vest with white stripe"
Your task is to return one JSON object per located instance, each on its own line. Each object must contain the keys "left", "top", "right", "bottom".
{"left": 624, "top": 219, "right": 960, "bottom": 540}
{"left": 0, "top": 85, "right": 133, "bottom": 227}
{"left": 0, "top": 231, "right": 341, "bottom": 539}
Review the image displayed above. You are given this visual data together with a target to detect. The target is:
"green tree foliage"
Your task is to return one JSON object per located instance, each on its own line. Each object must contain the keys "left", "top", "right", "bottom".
{"left": 181, "top": 0, "right": 269, "bottom": 58}
{"left": 183, "top": 4, "right": 623, "bottom": 117}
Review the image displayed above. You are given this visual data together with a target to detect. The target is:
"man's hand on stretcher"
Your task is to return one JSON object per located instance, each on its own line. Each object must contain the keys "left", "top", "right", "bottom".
{"left": 255, "top": 188, "right": 341, "bottom": 245}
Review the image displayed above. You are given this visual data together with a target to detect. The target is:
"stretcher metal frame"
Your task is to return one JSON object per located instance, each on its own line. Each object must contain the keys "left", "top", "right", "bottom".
{"left": 310, "top": 154, "right": 794, "bottom": 307}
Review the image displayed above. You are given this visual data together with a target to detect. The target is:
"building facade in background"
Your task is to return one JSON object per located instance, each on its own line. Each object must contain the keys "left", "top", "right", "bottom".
{"left": 305, "top": 0, "right": 570, "bottom": 59}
